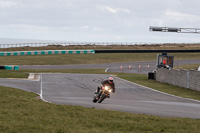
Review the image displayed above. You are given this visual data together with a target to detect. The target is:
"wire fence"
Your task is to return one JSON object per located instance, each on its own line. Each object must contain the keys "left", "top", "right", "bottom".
{"left": 0, "top": 42, "right": 199, "bottom": 48}
{"left": 0, "top": 42, "right": 153, "bottom": 48}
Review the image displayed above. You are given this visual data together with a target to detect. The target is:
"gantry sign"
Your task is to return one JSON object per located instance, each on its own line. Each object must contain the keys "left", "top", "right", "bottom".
{"left": 149, "top": 26, "right": 200, "bottom": 34}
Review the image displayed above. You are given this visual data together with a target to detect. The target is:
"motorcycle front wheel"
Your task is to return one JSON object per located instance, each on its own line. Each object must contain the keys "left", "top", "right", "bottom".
{"left": 98, "top": 94, "right": 106, "bottom": 103}
{"left": 93, "top": 96, "right": 98, "bottom": 103}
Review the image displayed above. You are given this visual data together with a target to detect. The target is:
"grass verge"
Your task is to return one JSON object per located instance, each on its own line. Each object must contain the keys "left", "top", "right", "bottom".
{"left": 0, "top": 52, "right": 200, "bottom": 65}
{"left": 0, "top": 85, "right": 200, "bottom": 133}
{"left": 117, "top": 73, "right": 200, "bottom": 101}
{"left": 174, "top": 64, "right": 200, "bottom": 70}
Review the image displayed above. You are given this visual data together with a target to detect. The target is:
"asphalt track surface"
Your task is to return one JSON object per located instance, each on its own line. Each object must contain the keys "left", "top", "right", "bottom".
{"left": 1, "top": 59, "right": 200, "bottom": 118}
{"left": 19, "top": 59, "right": 200, "bottom": 74}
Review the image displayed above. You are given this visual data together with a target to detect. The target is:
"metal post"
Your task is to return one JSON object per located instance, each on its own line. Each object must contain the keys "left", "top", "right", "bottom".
{"left": 187, "top": 71, "right": 190, "bottom": 88}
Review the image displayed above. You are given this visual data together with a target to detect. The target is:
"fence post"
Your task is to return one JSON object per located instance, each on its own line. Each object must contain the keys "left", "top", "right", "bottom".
{"left": 187, "top": 71, "right": 190, "bottom": 88}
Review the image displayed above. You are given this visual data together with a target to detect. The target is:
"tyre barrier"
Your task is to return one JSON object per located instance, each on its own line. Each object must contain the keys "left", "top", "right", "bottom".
{"left": 0, "top": 50, "right": 95, "bottom": 56}
{"left": 0, "top": 65, "right": 19, "bottom": 70}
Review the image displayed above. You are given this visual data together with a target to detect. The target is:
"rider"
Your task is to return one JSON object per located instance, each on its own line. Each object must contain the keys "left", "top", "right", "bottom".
{"left": 95, "top": 77, "right": 115, "bottom": 99}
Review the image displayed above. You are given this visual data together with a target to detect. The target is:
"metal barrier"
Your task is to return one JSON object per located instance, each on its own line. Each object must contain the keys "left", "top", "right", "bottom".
{"left": 95, "top": 49, "right": 200, "bottom": 53}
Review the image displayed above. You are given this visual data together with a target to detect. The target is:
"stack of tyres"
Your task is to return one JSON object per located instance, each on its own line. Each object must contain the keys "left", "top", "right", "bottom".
{"left": 0, "top": 65, "right": 19, "bottom": 70}
{"left": 0, "top": 66, "right": 5, "bottom": 69}
{"left": 5, "top": 66, "right": 14, "bottom": 70}
{"left": 14, "top": 66, "right": 19, "bottom": 70}
{"left": 148, "top": 72, "right": 155, "bottom": 80}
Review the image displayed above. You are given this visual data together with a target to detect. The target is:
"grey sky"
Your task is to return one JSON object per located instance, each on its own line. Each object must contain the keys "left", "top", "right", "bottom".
{"left": 0, "top": 0, "right": 200, "bottom": 43}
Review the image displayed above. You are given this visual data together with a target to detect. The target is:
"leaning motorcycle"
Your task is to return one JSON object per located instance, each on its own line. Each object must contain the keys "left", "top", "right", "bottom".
{"left": 93, "top": 86, "right": 112, "bottom": 103}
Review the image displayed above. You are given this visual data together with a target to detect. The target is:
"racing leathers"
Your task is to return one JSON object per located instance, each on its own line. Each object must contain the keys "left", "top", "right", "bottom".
{"left": 95, "top": 80, "right": 115, "bottom": 98}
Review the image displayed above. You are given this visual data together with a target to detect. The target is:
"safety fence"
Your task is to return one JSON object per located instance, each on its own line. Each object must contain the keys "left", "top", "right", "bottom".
{"left": 0, "top": 42, "right": 162, "bottom": 48}
{"left": 0, "top": 50, "right": 95, "bottom": 56}
{"left": 156, "top": 68, "right": 200, "bottom": 91}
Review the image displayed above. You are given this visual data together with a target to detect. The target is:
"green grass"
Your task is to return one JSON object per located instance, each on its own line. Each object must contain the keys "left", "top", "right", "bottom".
{"left": 0, "top": 86, "right": 200, "bottom": 133}
{"left": 0, "top": 69, "right": 106, "bottom": 78}
{"left": 0, "top": 70, "right": 29, "bottom": 78}
{"left": 117, "top": 73, "right": 200, "bottom": 101}
{"left": 174, "top": 64, "right": 200, "bottom": 70}
{"left": 0, "top": 52, "right": 200, "bottom": 65}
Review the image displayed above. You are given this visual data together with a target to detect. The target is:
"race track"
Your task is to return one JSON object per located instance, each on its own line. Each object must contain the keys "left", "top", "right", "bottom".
{"left": 1, "top": 73, "right": 200, "bottom": 118}
{"left": 19, "top": 59, "right": 200, "bottom": 74}
{"left": 1, "top": 59, "right": 200, "bottom": 118}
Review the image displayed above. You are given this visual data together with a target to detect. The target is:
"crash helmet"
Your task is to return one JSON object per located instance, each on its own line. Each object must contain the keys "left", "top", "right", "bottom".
{"left": 108, "top": 77, "right": 113, "bottom": 83}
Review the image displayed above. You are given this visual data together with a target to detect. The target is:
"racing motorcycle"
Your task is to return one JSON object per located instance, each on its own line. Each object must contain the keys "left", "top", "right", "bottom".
{"left": 93, "top": 86, "right": 112, "bottom": 103}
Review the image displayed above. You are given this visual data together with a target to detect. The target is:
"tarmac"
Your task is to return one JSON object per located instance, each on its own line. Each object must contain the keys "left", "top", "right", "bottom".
{"left": 0, "top": 59, "right": 200, "bottom": 118}
{"left": 19, "top": 59, "right": 200, "bottom": 74}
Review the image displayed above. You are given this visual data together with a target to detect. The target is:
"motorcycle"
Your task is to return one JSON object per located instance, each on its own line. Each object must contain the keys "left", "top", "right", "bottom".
{"left": 93, "top": 86, "right": 112, "bottom": 103}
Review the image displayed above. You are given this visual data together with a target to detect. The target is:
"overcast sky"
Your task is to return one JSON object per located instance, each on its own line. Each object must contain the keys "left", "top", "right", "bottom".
{"left": 0, "top": 0, "right": 200, "bottom": 43}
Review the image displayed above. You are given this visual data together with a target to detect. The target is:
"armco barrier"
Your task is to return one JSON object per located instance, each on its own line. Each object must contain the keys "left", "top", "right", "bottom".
{"left": 0, "top": 50, "right": 95, "bottom": 56}
{"left": 95, "top": 49, "right": 200, "bottom": 53}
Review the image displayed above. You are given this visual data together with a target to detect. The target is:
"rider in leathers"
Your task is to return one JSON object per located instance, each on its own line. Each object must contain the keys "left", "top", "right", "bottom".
{"left": 95, "top": 77, "right": 115, "bottom": 99}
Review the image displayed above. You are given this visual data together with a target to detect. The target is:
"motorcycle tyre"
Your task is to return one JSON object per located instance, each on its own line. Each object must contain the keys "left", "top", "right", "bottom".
{"left": 98, "top": 94, "right": 106, "bottom": 103}
{"left": 93, "top": 96, "right": 98, "bottom": 103}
